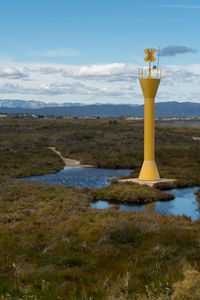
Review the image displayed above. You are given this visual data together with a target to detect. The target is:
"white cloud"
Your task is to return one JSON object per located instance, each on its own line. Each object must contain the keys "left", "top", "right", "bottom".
{"left": 30, "top": 48, "right": 81, "bottom": 57}
{"left": 0, "top": 81, "right": 129, "bottom": 98}
{"left": 0, "top": 67, "right": 28, "bottom": 79}
{"left": 63, "top": 63, "right": 138, "bottom": 82}
{"left": 0, "top": 57, "right": 200, "bottom": 104}
{"left": 162, "top": 66, "right": 200, "bottom": 84}
{"left": 36, "top": 67, "right": 63, "bottom": 74}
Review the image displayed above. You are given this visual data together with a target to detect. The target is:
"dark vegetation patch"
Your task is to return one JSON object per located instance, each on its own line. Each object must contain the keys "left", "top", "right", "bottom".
{"left": 108, "top": 222, "right": 148, "bottom": 246}
{"left": 90, "top": 181, "right": 174, "bottom": 204}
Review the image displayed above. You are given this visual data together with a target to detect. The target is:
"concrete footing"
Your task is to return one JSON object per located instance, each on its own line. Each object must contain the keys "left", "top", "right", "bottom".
{"left": 119, "top": 178, "right": 176, "bottom": 187}
{"left": 139, "top": 160, "right": 160, "bottom": 180}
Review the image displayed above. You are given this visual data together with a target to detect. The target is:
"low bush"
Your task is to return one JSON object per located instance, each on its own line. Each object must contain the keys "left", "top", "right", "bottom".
{"left": 90, "top": 182, "right": 174, "bottom": 204}
{"left": 1, "top": 118, "right": 200, "bottom": 299}
{"left": 108, "top": 222, "right": 147, "bottom": 246}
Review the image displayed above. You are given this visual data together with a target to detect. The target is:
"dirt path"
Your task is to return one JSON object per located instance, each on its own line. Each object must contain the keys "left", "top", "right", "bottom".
{"left": 193, "top": 137, "right": 200, "bottom": 141}
{"left": 48, "top": 147, "right": 93, "bottom": 168}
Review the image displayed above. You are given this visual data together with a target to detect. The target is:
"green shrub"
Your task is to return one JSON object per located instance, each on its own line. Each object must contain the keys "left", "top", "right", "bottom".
{"left": 108, "top": 222, "right": 147, "bottom": 246}
{"left": 90, "top": 182, "right": 174, "bottom": 204}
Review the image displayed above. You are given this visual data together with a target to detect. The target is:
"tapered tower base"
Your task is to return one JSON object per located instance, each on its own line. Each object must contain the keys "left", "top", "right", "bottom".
{"left": 139, "top": 160, "right": 160, "bottom": 180}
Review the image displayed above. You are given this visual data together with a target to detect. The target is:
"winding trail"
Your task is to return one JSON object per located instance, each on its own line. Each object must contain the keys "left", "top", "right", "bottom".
{"left": 48, "top": 147, "right": 93, "bottom": 168}
{"left": 193, "top": 137, "right": 200, "bottom": 141}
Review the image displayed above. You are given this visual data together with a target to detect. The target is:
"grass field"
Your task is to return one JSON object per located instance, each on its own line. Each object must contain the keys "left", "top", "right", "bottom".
{"left": 1, "top": 117, "right": 200, "bottom": 299}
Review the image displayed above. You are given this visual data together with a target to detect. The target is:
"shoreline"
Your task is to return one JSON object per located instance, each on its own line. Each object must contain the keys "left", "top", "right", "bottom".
{"left": 118, "top": 178, "right": 177, "bottom": 187}
{"left": 48, "top": 147, "right": 93, "bottom": 168}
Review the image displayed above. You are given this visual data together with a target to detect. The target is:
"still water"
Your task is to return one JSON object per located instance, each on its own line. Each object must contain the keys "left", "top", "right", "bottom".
{"left": 91, "top": 187, "right": 200, "bottom": 221}
{"left": 157, "top": 121, "right": 200, "bottom": 127}
{"left": 20, "top": 168, "right": 200, "bottom": 221}
{"left": 132, "top": 121, "right": 200, "bottom": 127}
{"left": 19, "top": 167, "right": 132, "bottom": 189}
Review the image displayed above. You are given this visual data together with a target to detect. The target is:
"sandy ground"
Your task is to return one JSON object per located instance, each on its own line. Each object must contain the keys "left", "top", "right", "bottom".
{"left": 48, "top": 147, "right": 93, "bottom": 168}
{"left": 193, "top": 137, "right": 200, "bottom": 141}
{"left": 119, "top": 178, "right": 176, "bottom": 187}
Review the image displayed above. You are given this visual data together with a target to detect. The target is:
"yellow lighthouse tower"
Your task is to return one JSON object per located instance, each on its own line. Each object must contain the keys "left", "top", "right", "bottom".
{"left": 138, "top": 48, "right": 161, "bottom": 180}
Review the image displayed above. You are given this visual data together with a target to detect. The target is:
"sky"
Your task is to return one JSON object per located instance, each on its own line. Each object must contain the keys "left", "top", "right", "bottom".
{"left": 0, "top": 0, "right": 200, "bottom": 104}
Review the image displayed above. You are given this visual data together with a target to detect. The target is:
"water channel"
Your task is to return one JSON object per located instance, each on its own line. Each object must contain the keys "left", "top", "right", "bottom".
{"left": 19, "top": 167, "right": 132, "bottom": 189}
{"left": 132, "top": 121, "right": 200, "bottom": 127}
{"left": 20, "top": 167, "right": 200, "bottom": 221}
{"left": 91, "top": 187, "right": 200, "bottom": 221}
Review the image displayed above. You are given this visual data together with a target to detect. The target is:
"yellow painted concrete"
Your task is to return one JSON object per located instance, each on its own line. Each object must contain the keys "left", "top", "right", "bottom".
{"left": 138, "top": 79, "right": 160, "bottom": 180}
{"left": 139, "top": 160, "right": 160, "bottom": 180}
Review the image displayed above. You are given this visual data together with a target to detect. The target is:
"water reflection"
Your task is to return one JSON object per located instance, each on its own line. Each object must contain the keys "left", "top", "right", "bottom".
{"left": 19, "top": 167, "right": 132, "bottom": 189}
{"left": 132, "top": 121, "right": 200, "bottom": 127}
{"left": 157, "top": 121, "right": 200, "bottom": 127}
{"left": 19, "top": 167, "right": 200, "bottom": 221}
{"left": 91, "top": 187, "right": 200, "bottom": 221}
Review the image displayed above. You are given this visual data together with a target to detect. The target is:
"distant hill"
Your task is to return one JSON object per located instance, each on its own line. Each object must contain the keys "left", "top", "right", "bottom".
{"left": 0, "top": 99, "right": 83, "bottom": 108}
{"left": 0, "top": 101, "right": 200, "bottom": 118}
{"left": 154, "top": 102, "right": 200, "bottom": 118}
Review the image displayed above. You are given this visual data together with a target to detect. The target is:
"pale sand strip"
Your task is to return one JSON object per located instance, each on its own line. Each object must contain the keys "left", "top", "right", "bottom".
{"left": 48, "top": 147, "right": 93, "bottom": 168}
{"left": 193, "top": 137, "right": 200, "bottom": 141}
{"left": 119, "top": 178, "right": 176, "bottom": 187}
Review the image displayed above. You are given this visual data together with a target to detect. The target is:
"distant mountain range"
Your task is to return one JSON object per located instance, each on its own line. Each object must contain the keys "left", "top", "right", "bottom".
{"left": 0, "top": 99, "right": 83, "bottom": 108}
{"left": 0, "top": 100, "right": 200, "bottom": 118}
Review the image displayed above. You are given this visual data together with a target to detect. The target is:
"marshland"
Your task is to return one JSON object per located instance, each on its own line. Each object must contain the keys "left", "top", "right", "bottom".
{"left": 1, "top": 116, "right": 200, "bottom": 299}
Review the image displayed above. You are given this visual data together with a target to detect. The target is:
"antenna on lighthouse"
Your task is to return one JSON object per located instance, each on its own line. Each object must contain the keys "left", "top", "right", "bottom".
{"left": 157, "top": 47, "right": 160, "bottom": 70}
